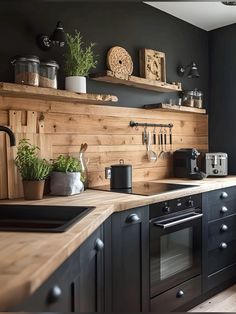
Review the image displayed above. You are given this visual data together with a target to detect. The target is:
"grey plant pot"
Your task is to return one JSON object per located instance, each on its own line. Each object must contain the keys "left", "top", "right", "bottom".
{"left": 50, "top": 171, "right": 84, "bottom": 196}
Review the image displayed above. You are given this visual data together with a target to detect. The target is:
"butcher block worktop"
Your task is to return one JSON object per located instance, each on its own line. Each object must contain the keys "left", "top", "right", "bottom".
{"left": 1, "top": 176, "right": 236, "bottom": 310}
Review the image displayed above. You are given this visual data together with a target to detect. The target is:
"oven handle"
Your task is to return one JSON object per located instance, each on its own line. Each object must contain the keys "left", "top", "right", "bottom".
{"left": 153, "top": 212, "right": 203, "bottom": 229}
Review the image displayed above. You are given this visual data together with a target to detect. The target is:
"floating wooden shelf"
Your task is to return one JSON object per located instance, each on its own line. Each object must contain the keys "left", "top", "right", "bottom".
{"left": 143, "top": 103, "right": 206, "bottom": 114}
{"left": 0, "top": 82, "right": 118, "bottom": 105}
{"left": 90, "top": 70, "right": 182, "bottom": 93}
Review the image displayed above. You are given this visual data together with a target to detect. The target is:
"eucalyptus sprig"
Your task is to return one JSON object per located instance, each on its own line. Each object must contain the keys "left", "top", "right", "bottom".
{"left": 15, "top": 139, "right": 52, "bottom": 181}
{"left": 64, "top": 30, "right": 98, "bottom": 77}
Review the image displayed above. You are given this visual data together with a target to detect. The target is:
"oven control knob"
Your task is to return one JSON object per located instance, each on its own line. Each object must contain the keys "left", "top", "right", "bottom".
{"left": 213, "top": 169, "right": 219, "bottom": 174}
{"left": 187, "top": 199, "right": 194, "bottom": 207}
{"left": 221, "top": 224, "right": 228, "bottom": 232}
{"left": 163, "top": 206, "right": 171, "bottom": 214}
{"left": 176, "top": 290, "right": 184, "bottom": 298}
{"left": 221, "top": 192, "right": 228, "bottom": 199}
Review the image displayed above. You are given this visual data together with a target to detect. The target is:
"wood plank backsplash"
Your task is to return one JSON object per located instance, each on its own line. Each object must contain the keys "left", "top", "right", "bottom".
{"left": 0, "top": 96, "right": 208, "bottom": 199}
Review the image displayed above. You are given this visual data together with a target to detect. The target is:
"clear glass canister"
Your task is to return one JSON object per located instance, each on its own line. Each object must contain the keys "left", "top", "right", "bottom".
{"left": 193, "top": 89, "right": 203, "bottom": 108}
{"left": 12, "top": 55, "right": 40, "bottom": 86}
{"left": 182, "top": 90, "right": 195, "bottom": 107}
{"left": 39, "top": 60, "right": 59, "bottom": 89}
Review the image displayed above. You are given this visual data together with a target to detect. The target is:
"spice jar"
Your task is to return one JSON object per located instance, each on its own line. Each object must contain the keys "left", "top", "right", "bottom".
{"left": 193, "top": 89, "right": 203, "bottom": 108}
{"left": 39, "top": 60, "right": 59, "bottom": 89}
{"left": 12, "top": 55, "right": 40, "bottom": 86}
{"left": 182, "top": 90, "right": 194, "bottom": 107}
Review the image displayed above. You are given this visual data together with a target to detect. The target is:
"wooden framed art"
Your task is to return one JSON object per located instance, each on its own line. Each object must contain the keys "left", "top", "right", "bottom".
{"left": 139, "top": 48, "right": 166, "bottom": 82}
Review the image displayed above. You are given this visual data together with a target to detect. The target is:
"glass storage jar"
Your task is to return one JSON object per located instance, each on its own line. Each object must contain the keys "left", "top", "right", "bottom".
{"left": 12, "top": 55, "right": 40, "bottom": 86}
{"left": 193, "top": 89, "right": 203, "bottom": 108}
{"left": 39, "top": 60, "right": 59, "bottom": 89}
{"left": 182, "top": 90, "right": 194, "bottom": 107}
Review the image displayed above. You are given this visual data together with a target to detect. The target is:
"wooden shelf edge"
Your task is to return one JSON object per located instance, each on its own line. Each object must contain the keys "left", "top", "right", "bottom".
{"left": 0, "top": 82, "right": 118, "bottom": 105}
{"left": 90, "top": 70, "right": 182, "bottom": 93}
{"left": 143, "top": 103, "right": 206, "bottom": 114}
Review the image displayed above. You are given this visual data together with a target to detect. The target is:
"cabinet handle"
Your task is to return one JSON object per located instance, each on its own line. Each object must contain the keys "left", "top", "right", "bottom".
{"left": 95, "top": 238, "right": 104, "bottom": 252}
{"left": 176, "top": 290, "right": 184, "bottom": 298}
{"left": 47, "top": 285, "right": 62, "bottom": 304}
{"left": 221, "top": 224, "right": 228, "bottom": 232}
{"left": 126, "top": 213, "right": 140, "bottom": 223}
{"left": 219, "top": 242, "right": 228, "bottom": 249}
{"left": 221, "top": 192, "right": 228, "bottom": 199}
{"left": 220, "top": 206, "right": 228, "bottom": 213}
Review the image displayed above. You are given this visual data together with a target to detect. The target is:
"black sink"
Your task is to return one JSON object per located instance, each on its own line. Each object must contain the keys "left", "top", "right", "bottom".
{"left": 0, "top": 205, "right": 95, "bottom": 232}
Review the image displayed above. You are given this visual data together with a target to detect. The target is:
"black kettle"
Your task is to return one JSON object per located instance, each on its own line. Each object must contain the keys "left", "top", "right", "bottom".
{"left": 105, "top": 159, "right": 132, "bottom": 189}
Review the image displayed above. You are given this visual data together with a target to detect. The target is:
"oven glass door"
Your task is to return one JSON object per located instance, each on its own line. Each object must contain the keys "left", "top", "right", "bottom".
{"left": 150, "top": 212, "right": 202, "bottom": 298}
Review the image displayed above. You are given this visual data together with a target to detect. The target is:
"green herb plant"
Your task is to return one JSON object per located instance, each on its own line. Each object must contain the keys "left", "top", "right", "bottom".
{"left": 64, "top": 30, "right": 98, "bottom": 77}
{"left": 15, "top": 139, "right": 52, "bottom": 181}
{"left": 53, "top": 155, "right": 82, "bottom": 173}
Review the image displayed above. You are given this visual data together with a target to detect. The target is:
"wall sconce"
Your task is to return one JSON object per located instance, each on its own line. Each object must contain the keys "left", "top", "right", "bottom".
{"left": 177, "top": 62, "right": 200, "bottom": 78}
{"left": 37, "top": 21, "right": 66, "bottom": 50}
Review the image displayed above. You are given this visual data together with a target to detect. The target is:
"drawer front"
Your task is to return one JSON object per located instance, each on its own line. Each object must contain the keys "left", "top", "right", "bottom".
{"left": 208, "top": 214, "right": 236, "bottom": 251}
{"left": 208, "top": 239, "right": 236, "bottom": 274}
{"left": 206, "top": 262, "right": 236, "bottom": 292}
{"left": 150, "top": 276, "right": 201, "bottom": 312}
{"left": 206, "top": 187, "right": 236, "bottom": 221}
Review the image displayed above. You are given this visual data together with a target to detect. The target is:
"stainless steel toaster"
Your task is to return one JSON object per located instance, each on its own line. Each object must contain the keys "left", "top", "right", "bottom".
{"left": 205, "top": 153, "right": 228, "bottom": 177}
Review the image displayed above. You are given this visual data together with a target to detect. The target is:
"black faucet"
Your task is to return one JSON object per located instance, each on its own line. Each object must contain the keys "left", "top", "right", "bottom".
{"left": 0, "top": 126, "right": 16, "bottom": 146}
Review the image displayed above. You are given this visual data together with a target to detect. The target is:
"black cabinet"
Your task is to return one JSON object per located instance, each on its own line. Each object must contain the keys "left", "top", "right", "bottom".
{"left": 202, "top": 186, "right": 236, "bottom": 292}
{"left": 108, "top": 206, "right": 149, "bottom": 312}
{"left": 11, "top": 225, "right": 104, "bottom": 312}
{"left": 76, "top": 225, "right": 104, "bottom": 312}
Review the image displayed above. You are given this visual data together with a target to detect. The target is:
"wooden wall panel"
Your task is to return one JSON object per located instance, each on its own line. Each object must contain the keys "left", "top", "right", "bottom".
{"left": 0, "top": 97, "right": 208, "bottom": 199}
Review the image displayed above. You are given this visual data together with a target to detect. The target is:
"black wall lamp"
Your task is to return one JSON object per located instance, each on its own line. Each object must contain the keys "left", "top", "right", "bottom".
{"left": 37, "top": 21, "right": 66, "bottom": 50}
{"left": 177, "top": 62, "right": 200, "bottom": 78}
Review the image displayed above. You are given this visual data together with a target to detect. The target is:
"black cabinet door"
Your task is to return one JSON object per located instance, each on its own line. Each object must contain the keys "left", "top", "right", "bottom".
{"left": 111, "top": 206, "right": 149, "bottom": 312}
{"left": 10, "top": 248, "right": 80, "bottom": 312}
{"left": 76, "top": 225, "right": 104, "bottom": 312}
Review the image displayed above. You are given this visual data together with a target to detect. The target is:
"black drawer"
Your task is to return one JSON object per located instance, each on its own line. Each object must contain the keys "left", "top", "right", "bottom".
{"left": 208, "top": 214, "right": 236, "bottom": 251}
{"left": 206, "top": 262, "right": 236, "bottom": 292}
{"left": 208, "top": 239, "right": 236, "bottom": 274}
{"left": 150, "top": 276, "right": 201, "bottom": 312}
{"left": 206, "top": 187, "right": 236, "bottom": 221}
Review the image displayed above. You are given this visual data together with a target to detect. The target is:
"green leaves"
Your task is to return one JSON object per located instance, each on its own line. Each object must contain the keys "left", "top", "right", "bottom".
{"left": 64, "top": 30, "right": 98, "bottom": 77}
{"left": 15, "top": 139, "right": 52, "bottom": 181}
{"left": 52, "top": 155, "right": 82, "bottom": 173}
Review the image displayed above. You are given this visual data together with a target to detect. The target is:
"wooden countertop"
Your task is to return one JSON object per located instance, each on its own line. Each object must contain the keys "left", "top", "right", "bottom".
{"left": 1, "top": 176, "right": 236, "bottom": 310}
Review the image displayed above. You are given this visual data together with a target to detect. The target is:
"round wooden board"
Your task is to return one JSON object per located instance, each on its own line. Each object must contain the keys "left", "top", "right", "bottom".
{"left": 107, "top": 46, "right": 133, "bottom": 76}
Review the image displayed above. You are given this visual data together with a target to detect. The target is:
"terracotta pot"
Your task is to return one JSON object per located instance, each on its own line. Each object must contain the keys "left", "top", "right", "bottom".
{"left": 22, "top": 180, "right": 45, "bottom": 200}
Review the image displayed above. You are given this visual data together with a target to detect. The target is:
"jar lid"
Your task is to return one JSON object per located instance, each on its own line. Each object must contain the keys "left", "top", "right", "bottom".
{"left": 40, "top": 60, "right": 59, "bottom": 69}
{"left": 12, "top": 55, "right": 40, "bottom": 64}
{"left": 111, "top": 159, "right": 132, "bottom": 168}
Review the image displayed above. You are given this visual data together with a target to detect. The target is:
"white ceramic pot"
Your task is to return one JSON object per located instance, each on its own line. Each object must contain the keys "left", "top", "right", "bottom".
{"left": 65, "top": 76, "right": 86, "bottom": 93}
{"left": 50, "top": 171, "right": 84, "bottom": 196}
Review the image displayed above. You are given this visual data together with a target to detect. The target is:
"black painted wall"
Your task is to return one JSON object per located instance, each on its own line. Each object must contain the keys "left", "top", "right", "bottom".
{"left": 0, "top": 1, "right": 208, "bottom": 107}
{"left": 209, "top": 23, "right": 236, "bottom": 173}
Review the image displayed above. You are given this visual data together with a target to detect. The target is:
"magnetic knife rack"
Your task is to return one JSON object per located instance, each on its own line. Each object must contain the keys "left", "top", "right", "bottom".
{"left": 129, "top": 121, "right": 173, "bottom": 128}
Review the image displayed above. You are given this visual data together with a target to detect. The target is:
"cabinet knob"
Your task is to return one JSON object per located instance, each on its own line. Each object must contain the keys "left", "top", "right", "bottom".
{"left": 176, "top": 290, "right": 184, "bottom": 298}
{"left": 47, "top": 285, "right": 62, "bottom": 304}
{"left": 221, "top": 224, "right": 228, "bottom": 232}
{"left": 126, "top": 213, "right": 140, "bottom": 223}
{"left": 95, "top": 238, "right": 104, "bottom": 252}
{"left": 221, "top": 192, "right": 228, "bottom": 199}
{"left": 220, "top": 206, "right": 228, "bottom": 213}
{"left": 219, "top": 242, "right": 228, "bottom": 249}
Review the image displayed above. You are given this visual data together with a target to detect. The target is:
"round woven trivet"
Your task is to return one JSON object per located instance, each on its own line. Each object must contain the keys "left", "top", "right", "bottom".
{"left": 107, "top": 46, "right": 133, "bottom": 76}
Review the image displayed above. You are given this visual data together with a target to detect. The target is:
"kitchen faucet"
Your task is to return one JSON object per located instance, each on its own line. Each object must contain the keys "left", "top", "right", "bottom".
{"left": 0, "top": 126, "right": 16, "bottom": 146}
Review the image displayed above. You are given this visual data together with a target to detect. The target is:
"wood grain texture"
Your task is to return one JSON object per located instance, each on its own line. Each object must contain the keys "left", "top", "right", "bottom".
{"left": 0, "top": 177, "right": 236, "bottom": 310}
{"left": 0, "top": 95, "right": 208, "bottom": 199}
{"left": 90, "top": 70, "right": 182, "bottom": 92}
{"left": 0, "top": 82, "right": 118, "bottom": 104}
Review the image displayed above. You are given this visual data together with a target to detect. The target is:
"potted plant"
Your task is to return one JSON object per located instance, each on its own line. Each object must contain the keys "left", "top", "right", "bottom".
{"left": 15, "top": 139, "right": 52, "bottom": 200}
{"left": 50, "top": 155, "right": 84, "bottom": 196}
{"left": 64, "top": 30, "right": 98, "bottom": 93}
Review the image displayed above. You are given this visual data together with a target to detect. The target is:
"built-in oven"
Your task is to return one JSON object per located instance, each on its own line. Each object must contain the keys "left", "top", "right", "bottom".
{"left": 150, "top": 194, "right": 202, "bottom": 298}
